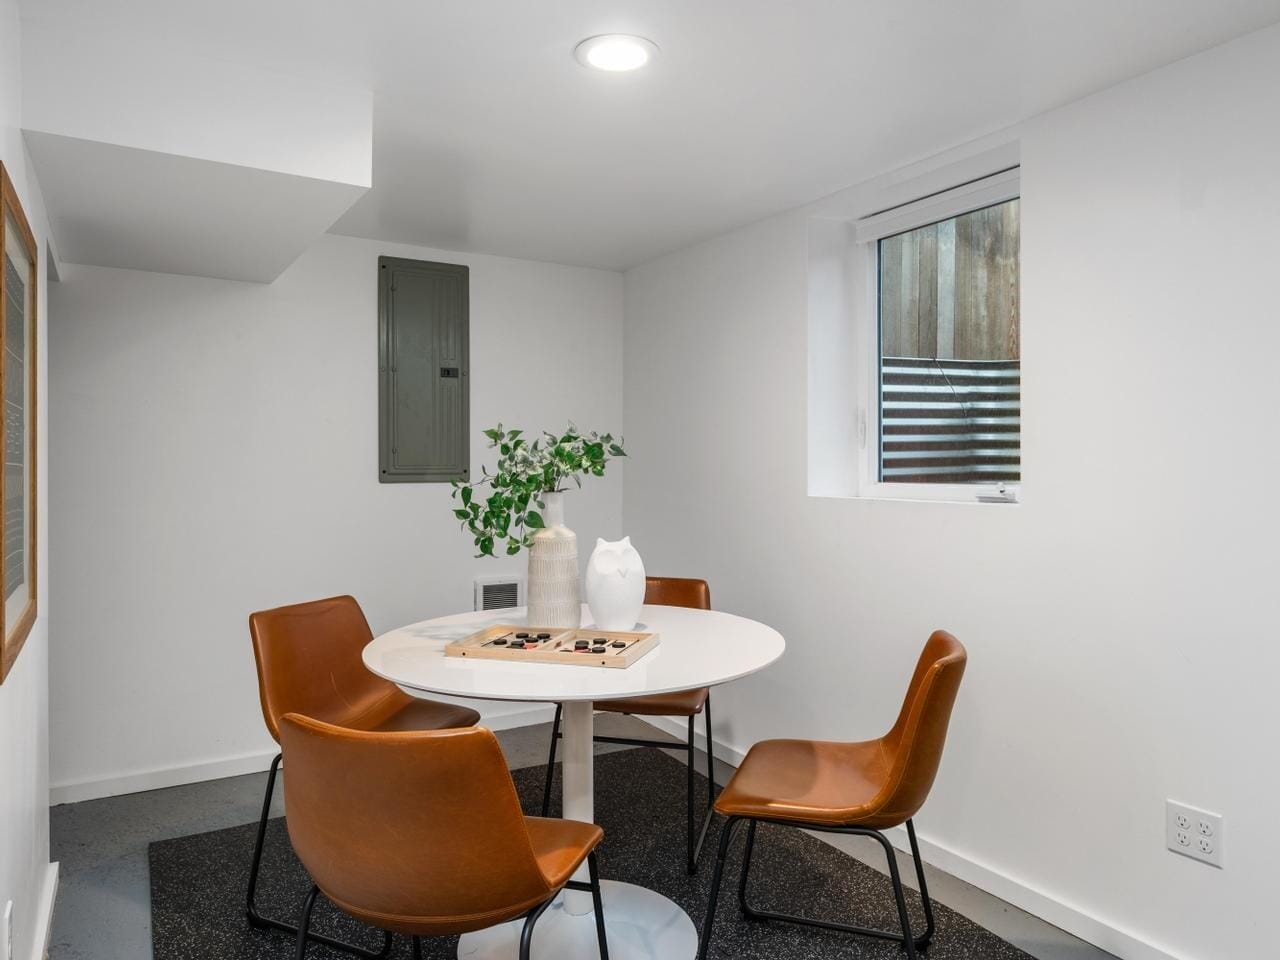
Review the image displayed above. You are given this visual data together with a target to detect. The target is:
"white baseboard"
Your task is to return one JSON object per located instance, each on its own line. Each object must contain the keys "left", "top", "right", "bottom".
{"left": 49, "top": 704, "right": 558, "bottom": 805}
{"left": 640, "top": 714, "right": 748, "bottom": 763}
{"left": 29, "top": 863, "right": 58, "bottom": 960}
{"left": 880, "top": 825, "right": 1187, "bottom": 960}
{"left": 483, "top": 703, "right": 559, "bottom": 732}
{"left": 50, "top": 749, "right": 281, "bottom": 805}
{"left": 636, "top": 716, "right": 1182, "bottom": 960}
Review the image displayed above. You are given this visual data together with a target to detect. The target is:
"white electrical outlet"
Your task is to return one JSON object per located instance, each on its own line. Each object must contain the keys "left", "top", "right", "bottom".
{"left": 1167, "top": 800, "right": 1223, "bottom": 868}
{"left": 3, "top": 898, "right": 12, "bottom": 960}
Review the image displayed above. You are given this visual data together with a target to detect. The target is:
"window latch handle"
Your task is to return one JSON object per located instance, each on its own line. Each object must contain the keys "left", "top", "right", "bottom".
{"left": 977, "top": 482, "right": 1020, "bottom": 504}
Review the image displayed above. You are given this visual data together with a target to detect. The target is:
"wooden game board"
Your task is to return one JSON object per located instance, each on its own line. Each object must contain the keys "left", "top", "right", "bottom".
{"left": 444, "top": 624, "right": 659, "bottom": 668}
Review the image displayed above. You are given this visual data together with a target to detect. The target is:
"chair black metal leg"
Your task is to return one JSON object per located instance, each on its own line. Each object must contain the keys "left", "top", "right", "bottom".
{"left": 871, "top": 830, "right": 919, "bottom": 960}
{"left": 540, "top": 703, "right": 562, "bottom": 818}
{"left": 546, "top": 701, "right": 716, "bottom": 871}
{"left": 686, "top": 714, "right": 697, "bottom": 873}
{"left": 736, "top": 819, "right": 759, "bottom": 918}
{"left": 246, "top": 753, "right": 283, "bottom": 926}
{"left": 411, "top": 936, "right": 423, "bottom": 960}
{"left": 696, "top": 816, "right": 742, "bottom": 960}
{"left": 687, "top": 698, "right": 717, "bottom": 872}
{"left": 588, "top": 851, "right": 611, "bottom": 960}
{"left": 736, "top": 818, "right": 931, "bottom": 953}
{"left": 294, "top": 886, "right": 320, "bottom": 960}
{"left": 519, "top": 896, "right": 555, "bottom": 960}
{"left": 704, "top": 694, "right": 717, "bottom": 810}
{"left": 906, "top": 819, "right": 936, "bottom": 947}
{"left": 247, "top": 755, "right": 392, "bottom": 959}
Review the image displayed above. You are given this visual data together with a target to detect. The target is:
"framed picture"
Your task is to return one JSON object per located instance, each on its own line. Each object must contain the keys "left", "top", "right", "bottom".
{"left": 0, "top": 162, "right": 37, "bottom": 684}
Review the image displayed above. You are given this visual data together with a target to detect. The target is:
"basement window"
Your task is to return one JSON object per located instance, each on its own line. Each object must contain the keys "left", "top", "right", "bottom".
{"left": 854, "top": 168, "right": 1021, "bottom": 503}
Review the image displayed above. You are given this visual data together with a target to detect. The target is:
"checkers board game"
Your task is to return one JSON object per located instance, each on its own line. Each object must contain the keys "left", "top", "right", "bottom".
{"left": 444, "top": 624, "right": 659, "bottom": 668}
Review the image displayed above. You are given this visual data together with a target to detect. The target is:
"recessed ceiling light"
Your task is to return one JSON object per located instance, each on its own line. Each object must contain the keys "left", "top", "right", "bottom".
{"left": 574, "top": 34, "right": 658, "bottom": 72}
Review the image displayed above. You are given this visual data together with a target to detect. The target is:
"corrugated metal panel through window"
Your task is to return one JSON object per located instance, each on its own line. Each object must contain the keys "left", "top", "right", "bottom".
{"left": 880, "top": 357, "right": 1020, "bottom": 483}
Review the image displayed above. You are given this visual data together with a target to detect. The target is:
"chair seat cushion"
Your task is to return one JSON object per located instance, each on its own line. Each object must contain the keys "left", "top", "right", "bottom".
{"left": 524, "top": 816, "right": 604, "bottom": 888}
{"left": 595, "top": 686, "right": 709, "bottom": 716}
{"left": 714, "top": 738, "right": 903, "bottom": 828}
{"left": 343, "top": 694, "right": 481, "bottom": 733}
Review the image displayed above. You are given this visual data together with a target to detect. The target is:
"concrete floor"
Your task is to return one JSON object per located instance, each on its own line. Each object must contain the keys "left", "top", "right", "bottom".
{"left": 49, "top": 715, "right": 1116, "bottom": 960}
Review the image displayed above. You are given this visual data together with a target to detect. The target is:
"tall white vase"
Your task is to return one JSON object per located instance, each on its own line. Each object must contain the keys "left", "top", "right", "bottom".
{"left": 526, "top": 491, "right": 582, "bottom": 628}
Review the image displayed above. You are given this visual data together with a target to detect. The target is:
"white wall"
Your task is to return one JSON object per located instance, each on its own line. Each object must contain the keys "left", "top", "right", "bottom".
{"left": 0, "top": 0, "right": 56, "bottom": 957}
{"left": 48, "top": 233, "right": 624, "bottom": 800}
{"left": 623, "top": 23, "right": 1280, "bottom": 960}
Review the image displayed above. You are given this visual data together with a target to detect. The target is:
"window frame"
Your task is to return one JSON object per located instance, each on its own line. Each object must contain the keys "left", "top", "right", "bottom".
{"left": 852, "top": 167, "right": 1022, "bottom": 504}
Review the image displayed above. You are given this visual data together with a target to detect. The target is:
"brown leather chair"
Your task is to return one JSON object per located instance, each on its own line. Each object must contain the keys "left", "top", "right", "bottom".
{"left": 541, "top": 577, "right": 716, "bottom": 873}
{"left": 280, "top": 713, "right": 609, "bottom": 960}
{"left": 247, "top": 595, "right": 481, "bottom": 956}
{"left": 697, "top": 630, "right": 967, "bottom": 960}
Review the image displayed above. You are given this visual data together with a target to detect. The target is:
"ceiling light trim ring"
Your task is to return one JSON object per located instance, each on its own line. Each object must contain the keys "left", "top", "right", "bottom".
{"left": 574, "top": 34, "right": 660, "bottom": 72}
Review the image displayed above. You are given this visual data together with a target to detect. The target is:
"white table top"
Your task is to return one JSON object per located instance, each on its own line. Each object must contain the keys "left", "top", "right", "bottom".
{"left": 363, "top": 603, "right": 785, "bottom": 703}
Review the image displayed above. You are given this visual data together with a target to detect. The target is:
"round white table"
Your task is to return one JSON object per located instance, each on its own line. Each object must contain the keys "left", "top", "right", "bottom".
{"left": 363, "top": 603, "right": 784, "bottom": 960}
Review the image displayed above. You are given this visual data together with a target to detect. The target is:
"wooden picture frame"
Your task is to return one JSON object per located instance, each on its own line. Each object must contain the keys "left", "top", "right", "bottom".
{"left": 0, "top": 162, "right": 38, "bottom": 684}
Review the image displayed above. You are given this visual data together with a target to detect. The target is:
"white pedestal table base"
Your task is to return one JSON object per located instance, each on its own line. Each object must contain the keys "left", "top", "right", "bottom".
{"left": 455, "top": 879, "right": 697, "bottom": 960}
{"left": 457, "top": 701, "right": 696, "bottom": 958}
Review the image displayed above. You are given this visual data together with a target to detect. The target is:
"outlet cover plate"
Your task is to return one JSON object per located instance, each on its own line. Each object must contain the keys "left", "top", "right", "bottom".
{"left": 1167, "top": 799, "right": 1223, "bottom": 868}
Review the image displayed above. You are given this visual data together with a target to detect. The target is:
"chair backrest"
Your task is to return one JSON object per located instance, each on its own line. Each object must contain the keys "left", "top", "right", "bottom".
{"left": 279, "top": 713, "right": 553, "bottom": 932}
{"left": 249, "top": 595, "right": 400, "bottom": 743}
{"left": 875, "top": 630, "right": 968, "bottom": 824}
{"left": 645, "top": 576, "right": 711, "bottom": 610}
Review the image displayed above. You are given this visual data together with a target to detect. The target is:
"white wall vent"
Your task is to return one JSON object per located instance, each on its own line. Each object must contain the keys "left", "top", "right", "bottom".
{"left": 474, "top": 575, "right": 525, "bottom": 611}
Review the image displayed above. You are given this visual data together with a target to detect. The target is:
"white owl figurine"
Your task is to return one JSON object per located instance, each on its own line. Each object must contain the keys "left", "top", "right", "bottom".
{"left": 585, "top": 537, "right": 647, "bottom": 631}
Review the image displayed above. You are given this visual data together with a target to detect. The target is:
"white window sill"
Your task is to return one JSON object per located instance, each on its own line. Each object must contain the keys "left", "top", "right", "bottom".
{"left": 810, "top": 483, "right": 1021, "bottom": 505}
{"left": 858, "top": 492, "right": 1020, "bottom": 506}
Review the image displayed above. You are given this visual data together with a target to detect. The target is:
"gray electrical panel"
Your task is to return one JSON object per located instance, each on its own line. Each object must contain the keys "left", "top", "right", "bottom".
{"left": 378, "top": 256, "right": 469, "bottom": 482}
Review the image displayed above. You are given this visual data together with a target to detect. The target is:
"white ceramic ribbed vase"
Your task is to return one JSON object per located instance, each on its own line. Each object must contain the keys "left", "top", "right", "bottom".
{"left": 526, "top": 491, "right": 582, "bottom": 628}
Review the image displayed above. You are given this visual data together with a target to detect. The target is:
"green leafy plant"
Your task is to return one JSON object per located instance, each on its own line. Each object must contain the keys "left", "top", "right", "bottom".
{"left": 451, "top": 423, "right": 626, "bottom": 558}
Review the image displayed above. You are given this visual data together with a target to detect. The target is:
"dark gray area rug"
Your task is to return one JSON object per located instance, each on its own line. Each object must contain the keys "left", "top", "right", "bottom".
{"left": 150, "top": 748, "right": 1033, "bottom": 959}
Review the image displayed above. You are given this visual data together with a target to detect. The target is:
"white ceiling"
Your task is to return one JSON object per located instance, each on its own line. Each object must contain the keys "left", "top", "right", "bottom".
{"left": 22, "top": 0, "right": 1280, "bottom": 271}
{"left": 25, "top": 132, "right": 367, "bottom": 283}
